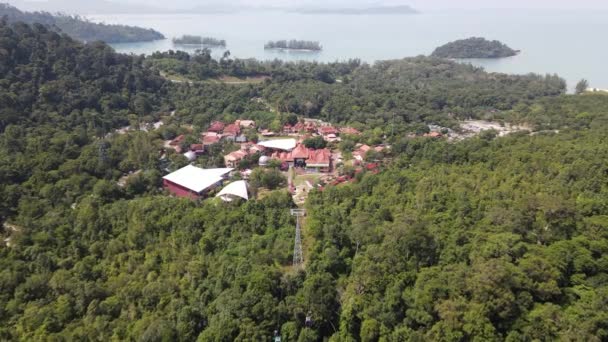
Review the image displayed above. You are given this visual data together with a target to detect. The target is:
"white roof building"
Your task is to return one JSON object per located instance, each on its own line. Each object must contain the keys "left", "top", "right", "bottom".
{"left": 163, "top": 165, "right": 233, "bottom": 194}
{"left": 216, "top": 180, "right": 250, "bottom": 202}
{"left": 257, "top": 138, "right": 297, "bottom": 151}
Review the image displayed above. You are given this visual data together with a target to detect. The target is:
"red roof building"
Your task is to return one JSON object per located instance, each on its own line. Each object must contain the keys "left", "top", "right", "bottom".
{"left": 318, "top": 126, "right": 338, "bottom": 136}
{"left": 202, "top": 133, "right": 221, "bottom": 146}
{"left": 223, "top": 123, "right": 241, "bottom": 136}
{"left": 224, "top": 150, "right": 249, "bottom": 168}
{"left": 269, "top": 144, "right": 332, "bottom": 172}
{"left": 208, "top": 121, "right": 225, "bottom": 133}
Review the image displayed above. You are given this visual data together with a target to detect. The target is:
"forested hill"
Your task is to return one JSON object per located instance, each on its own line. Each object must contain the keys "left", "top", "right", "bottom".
{"left": 432, "top": 37, "right": 518, "bottom": 59}
{"left": 0, "top": 3, "right": 165, "bottom": 43}
{"left": 0, "top": 20, "right": 168, "bottom": 132}
{"left": 151, "top": 50, "right": 566, "bottom": 130}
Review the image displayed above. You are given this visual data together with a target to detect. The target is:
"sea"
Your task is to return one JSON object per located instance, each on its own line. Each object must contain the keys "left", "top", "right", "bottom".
{"left": 88, "top": 9, "right": 608, "bottom": 92}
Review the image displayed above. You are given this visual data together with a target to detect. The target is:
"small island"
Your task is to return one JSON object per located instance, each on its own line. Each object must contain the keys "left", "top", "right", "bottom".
{"left": 264, "top": 40, "right": 322, "bottom": 51}
{"left": 431, "top": 37, "right": 519, "bottom": 59}
{"left": 172, "top": 35, "right": 226, "bottom": 47}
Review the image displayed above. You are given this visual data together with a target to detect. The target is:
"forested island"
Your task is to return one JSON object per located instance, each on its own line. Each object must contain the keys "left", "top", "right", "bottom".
{"left": 2, "top": 20, "right": 608, "bottom": 342}
{"left": 432, "top": 37, "right": 519, "bottom": 59}
{"left": 172, "top": 35, "right": 226, "bottom": 47}
{"left": 0, "top": 3, "right": 164, "bottom": 43}
{"left": 264, "top": 40, "right": 322, "bottom": 51}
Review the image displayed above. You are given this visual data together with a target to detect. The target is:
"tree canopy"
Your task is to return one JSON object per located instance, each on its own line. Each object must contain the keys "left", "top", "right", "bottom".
{"left": 1, "top": 21, "right": 607, "bottom": 341}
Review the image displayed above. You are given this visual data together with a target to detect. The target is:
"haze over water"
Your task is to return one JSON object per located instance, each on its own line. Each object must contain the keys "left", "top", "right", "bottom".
{"left": 90, "top": 9, "right": 608, "bottom": 91}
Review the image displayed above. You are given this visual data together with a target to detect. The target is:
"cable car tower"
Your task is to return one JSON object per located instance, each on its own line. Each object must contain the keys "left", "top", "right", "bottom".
{"left": 290, "top": 209, "right": 306, "bottom": 267}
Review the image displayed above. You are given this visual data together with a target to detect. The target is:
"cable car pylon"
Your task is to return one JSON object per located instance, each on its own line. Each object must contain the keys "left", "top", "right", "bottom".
{"left": 290, "top": 209, "right": 306, "bottom": 268}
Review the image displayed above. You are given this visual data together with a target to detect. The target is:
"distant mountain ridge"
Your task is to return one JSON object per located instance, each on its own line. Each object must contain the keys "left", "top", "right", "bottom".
{"left": 0, "top": 3, "right": 165, "bottom": 43}
{"left": 294, "top": 5, "right": 418, "bottom": 15}
{"left": 6, "top": 0, "right": 163, "bottom": 14}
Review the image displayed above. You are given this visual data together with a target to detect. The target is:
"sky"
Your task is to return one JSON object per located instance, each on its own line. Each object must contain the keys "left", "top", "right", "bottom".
{"left": 118, "top": 0, "right": 608, "bottom": 10}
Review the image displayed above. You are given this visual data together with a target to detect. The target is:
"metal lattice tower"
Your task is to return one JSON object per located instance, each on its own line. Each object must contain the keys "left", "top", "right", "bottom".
{"left": 291, "top": 209, "right": 306, "bottom": 267}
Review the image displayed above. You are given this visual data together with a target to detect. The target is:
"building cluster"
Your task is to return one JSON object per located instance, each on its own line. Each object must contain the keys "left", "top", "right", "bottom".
{"left": 266, "top": 142, "right": 332, "bottom": 173}
{"left": 162, "top": 118, "right": 366, "bottom": 200}
{"left": 282, "top": 120, "right": 360, "bottom": 143}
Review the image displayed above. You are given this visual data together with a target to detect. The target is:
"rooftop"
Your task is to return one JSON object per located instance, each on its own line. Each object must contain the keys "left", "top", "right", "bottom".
{"left": 258, "top": 138, "right": 297, "bottom": 151}
{"left": 216, "top": 180, "right": 249, "bottom": 202}
{"left": 163, "top": 165, "right": 233, "bottom": 193}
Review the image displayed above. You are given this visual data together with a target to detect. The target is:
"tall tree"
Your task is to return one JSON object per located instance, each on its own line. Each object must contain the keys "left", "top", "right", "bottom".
{"left": 575, "top": 79, "right": 589, "bottom": 94}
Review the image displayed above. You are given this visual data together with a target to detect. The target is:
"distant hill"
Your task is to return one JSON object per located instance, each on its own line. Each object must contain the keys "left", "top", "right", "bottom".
{"left": 432, "top": 37, "right": 519, "bottom": 59}
{"left": 294, "top": 5, "right": 418, "bottom": 15}
{"left": 0, "top": 3, "right": 165, "bottom": 43}
{"left": 6, "top": 0, "right": 163, "bottom": 14}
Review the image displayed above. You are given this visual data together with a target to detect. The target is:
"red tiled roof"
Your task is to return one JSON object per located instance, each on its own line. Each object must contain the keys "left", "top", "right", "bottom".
{"left": 223, "top": 123, "right": 241, "bottom": 136}
{"left": 271, "top": 151, "right": 294, "bottom": 163}
{"left": 319, "top": 126, "right": 338, "bottom": 135}
{"left": 202, "top": 135, "right": 220, "bottom": 145}
{"left": 292, "top": 144, "right": 310, "bottom": 159}
{"left": 208, "top": 121, "right": 225, "bottom": 133}
{"left": 307, "top": 149, "right": 331, "bottom": 166}
{"left": 225, "top": 150, "right": 248, "bottom": 161}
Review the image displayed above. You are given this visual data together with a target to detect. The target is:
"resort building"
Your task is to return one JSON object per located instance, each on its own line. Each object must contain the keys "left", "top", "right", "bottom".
{"left": 163, "top": 165, "right": 233, "bottom": 199}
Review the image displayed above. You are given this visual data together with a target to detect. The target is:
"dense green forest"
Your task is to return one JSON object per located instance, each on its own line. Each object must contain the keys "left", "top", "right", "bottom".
{"left": 1, "top": 21, "right": 608, "bottom": 341}
{"left": 0, "top": 3, "right": 165, "bottom": 43}
{"left": 265, "top": 40, "right": 323, "bottom": 51}
{"left": 149, "top": 50, "right": 565, "bottom": 132}
{"left": 172, "top": 35, "right": 226, "bottom": 47}
{"left": 432, "top": 37, "right": 518, "bottom": 59}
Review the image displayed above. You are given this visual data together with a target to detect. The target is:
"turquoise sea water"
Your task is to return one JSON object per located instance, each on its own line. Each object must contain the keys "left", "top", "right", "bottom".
{"left": 89, "top": 10, "right": 608, "bottom": 91}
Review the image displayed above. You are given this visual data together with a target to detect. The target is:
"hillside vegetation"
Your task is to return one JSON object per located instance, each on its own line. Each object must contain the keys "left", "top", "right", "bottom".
{"left": 0, "top": 3, "right": 164, "bottom": 43}
{"left": 432, "top": 37, "right": 518, "bottom": 59}
{"left": 1, "top": 21, "right": 608, "bottom": 341}
{"left": 149, "top": 50, "right": 565, "bottom": 132}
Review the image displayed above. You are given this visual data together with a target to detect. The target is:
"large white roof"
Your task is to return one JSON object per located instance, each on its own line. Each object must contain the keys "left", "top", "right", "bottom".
{"left": 216, "top": 180, "right": 249, "bottom": 202}
{"left": 163, "top": 165, "right": 233, "bottom": 193}
{"left": 258, "top": 138, "right": 297, "bottom": 151}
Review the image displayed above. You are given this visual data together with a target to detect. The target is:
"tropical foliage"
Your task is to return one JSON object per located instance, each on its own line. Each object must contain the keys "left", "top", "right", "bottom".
{"left": 1, "top": 21, "right": 608, "bottom": 341}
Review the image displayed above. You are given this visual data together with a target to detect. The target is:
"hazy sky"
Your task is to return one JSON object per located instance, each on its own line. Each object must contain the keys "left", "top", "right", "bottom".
{"left": 120, "top": 0, "right": 608, "bottom": 10}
